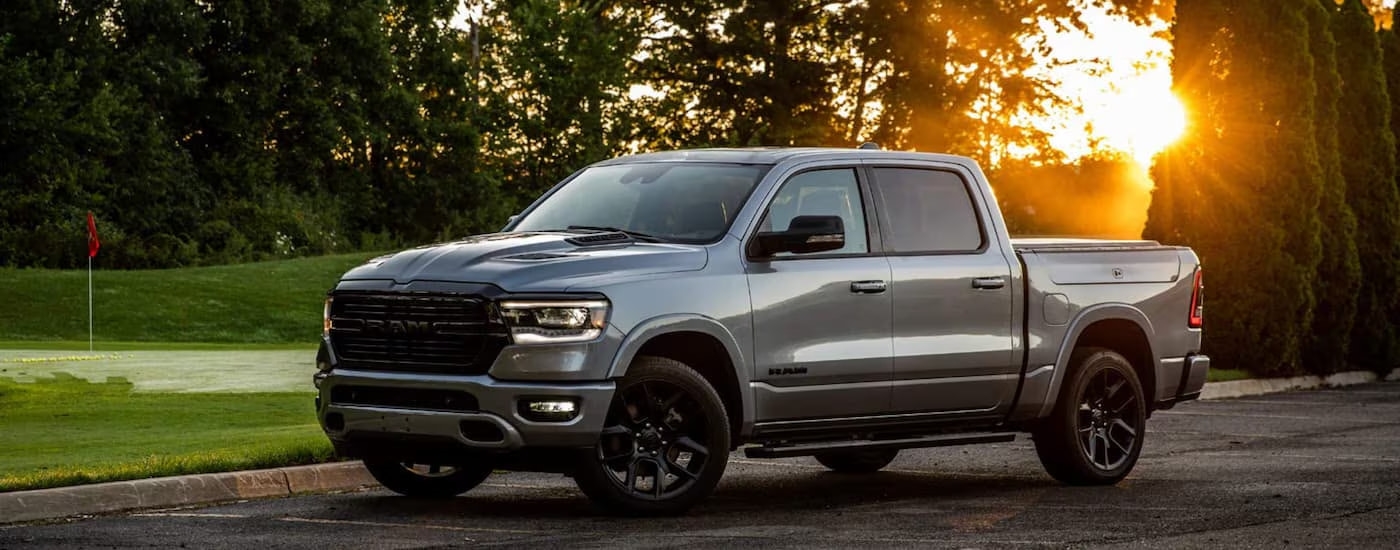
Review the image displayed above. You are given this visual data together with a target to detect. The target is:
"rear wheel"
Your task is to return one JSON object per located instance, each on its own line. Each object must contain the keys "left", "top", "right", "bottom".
{"left": 573, "top": 356, "right": 731, "bottom": 516}
{"left": 1032, "top": 348, "right": 1146, "bottom": 485}
{"left": 363, "top": 459, "right": 494, "bottom": 498}
{"left": 814, "top": 449, "right": 899, "bottom": 473}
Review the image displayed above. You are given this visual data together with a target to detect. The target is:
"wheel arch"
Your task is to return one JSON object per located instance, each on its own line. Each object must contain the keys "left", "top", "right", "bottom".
{"left": 1039, "top": 305, "right": 1159, "bottom": 418}
{"left": 609, "top": 315, "right": 753, "bottom": 441}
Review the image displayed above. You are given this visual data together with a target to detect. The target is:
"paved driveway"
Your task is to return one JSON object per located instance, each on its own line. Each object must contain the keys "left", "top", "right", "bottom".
{"left": 3, "top": 383, "right": 1398, "bottom": 549}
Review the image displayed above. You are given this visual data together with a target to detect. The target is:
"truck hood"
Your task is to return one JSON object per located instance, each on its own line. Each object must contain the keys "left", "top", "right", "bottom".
{"left": 339, "top": 232, "right": 709, "bottom": 292}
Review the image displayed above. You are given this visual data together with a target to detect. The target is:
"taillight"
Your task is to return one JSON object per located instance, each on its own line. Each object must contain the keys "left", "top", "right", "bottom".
{"left": 1188, "top": 267, "right": 1204, "bottom": 328}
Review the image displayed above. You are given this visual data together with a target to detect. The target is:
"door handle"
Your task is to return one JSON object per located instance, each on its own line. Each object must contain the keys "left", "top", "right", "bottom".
{"left": 850, "top": 280, "right": 888, "bottom": 294}
{"left": 972, "top": 277, "right": 1006, "bottom": 290}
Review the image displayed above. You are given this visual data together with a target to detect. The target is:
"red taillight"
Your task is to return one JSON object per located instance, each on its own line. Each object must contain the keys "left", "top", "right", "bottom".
{"left": 1188, "top": 267, "right": 1204, "bottom": 328}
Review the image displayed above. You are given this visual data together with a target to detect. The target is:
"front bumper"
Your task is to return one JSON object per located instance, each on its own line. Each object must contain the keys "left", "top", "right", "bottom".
{"left": 316, "top": 368, "right": 615, "bottom": 452}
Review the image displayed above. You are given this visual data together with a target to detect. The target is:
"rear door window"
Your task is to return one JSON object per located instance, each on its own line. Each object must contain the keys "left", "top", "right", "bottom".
{"left": 870, "top": 168, "right": 985, "bottom": 254}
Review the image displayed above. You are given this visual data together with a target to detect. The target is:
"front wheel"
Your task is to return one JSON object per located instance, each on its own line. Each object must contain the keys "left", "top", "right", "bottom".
{"left": 363, "top": 459, "right": 494, "bottom": 498}
{"left": 573, "top": 356, "right": 731, "bottom": 516}
{"left": 1032, "top": 348, "right": 1147, "bottom": 485}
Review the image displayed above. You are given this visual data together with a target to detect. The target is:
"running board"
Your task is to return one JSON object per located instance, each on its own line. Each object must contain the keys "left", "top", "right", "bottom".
{"left": 745, "top": 432, "right": 1016, "bottom": 459}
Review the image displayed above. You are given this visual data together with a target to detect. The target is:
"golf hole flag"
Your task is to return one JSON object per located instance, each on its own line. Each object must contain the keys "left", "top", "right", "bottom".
{"left": 87, "top": 211, "right": 100, "bottom": 257}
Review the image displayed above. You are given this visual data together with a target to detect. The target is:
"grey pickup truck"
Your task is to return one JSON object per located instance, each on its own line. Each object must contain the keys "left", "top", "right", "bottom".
{"left": 314, "top": 147, "right": 1209, "bottom": 515}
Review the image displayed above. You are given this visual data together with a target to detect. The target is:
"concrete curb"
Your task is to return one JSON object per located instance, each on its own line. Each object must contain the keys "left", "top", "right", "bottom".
{"left": 1200, "top": 369, "right": 1400, "bottom": 400}
{"left": 3, "top": 372, "right": 1397, "bottom": 525}
{"left": 0, "top": 461, "right": 375, "bottom": 525}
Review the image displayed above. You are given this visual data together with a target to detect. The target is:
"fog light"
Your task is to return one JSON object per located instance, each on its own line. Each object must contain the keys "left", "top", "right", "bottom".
{"left": 323, "top": 412, "right": 345, "bottom": 432}
{"left": 519, "top": 399, "right": 579, "bottom": 422}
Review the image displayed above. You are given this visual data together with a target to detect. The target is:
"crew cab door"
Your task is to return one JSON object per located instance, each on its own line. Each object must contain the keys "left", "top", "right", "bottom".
{"left": 745, "top": 166, "right": 893, "bottom": 421}
{"left": 866, "top": 164, "right": 1020, "bottom": 414}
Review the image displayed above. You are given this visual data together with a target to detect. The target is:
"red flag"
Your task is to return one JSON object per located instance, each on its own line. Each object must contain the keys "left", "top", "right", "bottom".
{"left": 86, "top": 211, "right": 100, "bottom": 258}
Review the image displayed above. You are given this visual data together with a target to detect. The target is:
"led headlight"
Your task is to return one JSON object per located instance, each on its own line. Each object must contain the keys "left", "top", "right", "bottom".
{"left": 498, "top": 300, "right": 609, "bottom": 344}
{"left": 322, "top": 297, "right": 333, "bottom": 336}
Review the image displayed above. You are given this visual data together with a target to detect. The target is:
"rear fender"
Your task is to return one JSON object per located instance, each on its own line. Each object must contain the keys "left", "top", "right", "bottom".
{"left": 1034, "top": 304, "right": 1159, "bottom": 418}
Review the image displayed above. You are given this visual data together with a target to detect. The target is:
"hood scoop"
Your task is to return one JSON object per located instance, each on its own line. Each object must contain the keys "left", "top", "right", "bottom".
{"left": 503, "top": 252, "right": 575, "bottom": 261}
{"left": 565, "top": 232, "right": 633, "bottom": 246}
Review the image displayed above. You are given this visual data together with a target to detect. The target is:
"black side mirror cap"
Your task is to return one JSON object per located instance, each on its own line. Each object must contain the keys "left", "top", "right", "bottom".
{"left": 753, "top": 215, "right": 846, "bottom": 257}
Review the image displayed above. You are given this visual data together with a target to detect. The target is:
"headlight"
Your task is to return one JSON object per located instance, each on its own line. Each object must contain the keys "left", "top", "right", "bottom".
{"left": 498, "top": 300, "right": 609, "bottom": 344}
{"left": 323, "top": 297, "right": 333, "bottom": 336}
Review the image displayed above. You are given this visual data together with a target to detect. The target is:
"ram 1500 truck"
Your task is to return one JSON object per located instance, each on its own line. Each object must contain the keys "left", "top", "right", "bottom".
{"left": 315, "top": 147, "right": 1209, "bottom": 515}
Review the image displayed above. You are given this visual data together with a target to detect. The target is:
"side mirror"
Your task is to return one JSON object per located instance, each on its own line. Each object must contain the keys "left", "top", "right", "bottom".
{"left": 503, "top": 214, "right": 520, "bottom": 231}
{"left": 754, "top": 215, "right": 846, "bottom": 257}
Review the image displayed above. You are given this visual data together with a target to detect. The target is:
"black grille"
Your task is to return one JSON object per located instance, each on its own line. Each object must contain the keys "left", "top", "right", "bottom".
{"left": 328, "top": 292, "right": 508, "bottom": 375}
{"left": 330, "top": 385, "right": 480, "bottom": 412}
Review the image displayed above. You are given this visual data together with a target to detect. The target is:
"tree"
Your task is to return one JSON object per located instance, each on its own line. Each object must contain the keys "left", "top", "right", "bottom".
{"left": 479, "top": 0, "right": 647, "bottom": 207}
{"left": 1145, "top": 0, "right": 1323, "bottom": 376}
{"left": 1336, "top": 0, "right": 1400, "bottom": 375}
{"left": 1302, "top": 0, "right": 1361, "bottom": 376}
{"left": 632, "top": 0, "right": 846, "bottom": 148}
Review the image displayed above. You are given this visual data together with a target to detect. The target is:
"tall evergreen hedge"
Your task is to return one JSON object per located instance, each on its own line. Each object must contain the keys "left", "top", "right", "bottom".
{"left": 1302, "top": 0, "right": 1362, "bottom": 376}
{"left": 1335, "top": 0, "right": 1400, "bottom": 375}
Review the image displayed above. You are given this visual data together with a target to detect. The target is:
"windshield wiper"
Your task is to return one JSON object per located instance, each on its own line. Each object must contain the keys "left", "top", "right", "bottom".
{"left": 565, "top": 225, "right": 666, "bottom": 243}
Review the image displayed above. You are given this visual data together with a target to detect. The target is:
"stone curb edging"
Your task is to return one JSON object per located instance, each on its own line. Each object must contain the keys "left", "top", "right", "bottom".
{"left": 1200, "top": 369, "right": 1400, "bottom": 400}
{"left": 3, "top": 371, "right": 1397, "bottom": 525}
{"left": 0, "top": 461, "right": 375, "bottom": 525}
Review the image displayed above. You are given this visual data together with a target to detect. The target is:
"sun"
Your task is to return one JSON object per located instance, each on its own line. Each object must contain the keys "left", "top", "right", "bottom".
{"left": 1031, "top": 6, "right": 1187, "bottom": 168}
{"left": 1094, "top": 85, "right": 1188, "bottom": 166}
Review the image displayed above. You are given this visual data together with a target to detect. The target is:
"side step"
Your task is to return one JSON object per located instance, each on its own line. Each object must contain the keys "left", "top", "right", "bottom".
{"left": 745, "top": 432, "right": 1016, "bottom": 459}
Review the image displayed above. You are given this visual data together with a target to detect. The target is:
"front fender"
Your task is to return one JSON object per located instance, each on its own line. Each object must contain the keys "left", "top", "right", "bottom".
{"left": 1035, "top": 304, "right": 1159, "bottom": 418}
{"left": 608, "top": 314, "right": 755, "bottom": 437}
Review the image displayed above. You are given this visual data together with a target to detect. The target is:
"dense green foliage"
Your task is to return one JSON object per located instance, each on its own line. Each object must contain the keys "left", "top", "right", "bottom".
{"left": 0, "top": 0, "right": 1168, "bottom": 269}
{"left": 1303, "top": 0, "right": 1362, "bottom": 376}
{"left": 1146, "top": 0, "right": 1324, "bottom": 377}
{"left": 0, "top": 252, "right": 376, "bottom": 343}
{"left": 7, "top": 0, "right": 1400, "bottom": 377}
{"left": 1335, "top": 0, "right": 1400, "bottom": 374}
{"left": 0, "top": 374, "right": 328, "bottom": 492}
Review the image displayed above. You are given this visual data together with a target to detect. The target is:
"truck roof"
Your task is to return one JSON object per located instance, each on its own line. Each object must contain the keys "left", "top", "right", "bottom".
{"left": 593, "top": 147, "right": 978, "bottom": 167}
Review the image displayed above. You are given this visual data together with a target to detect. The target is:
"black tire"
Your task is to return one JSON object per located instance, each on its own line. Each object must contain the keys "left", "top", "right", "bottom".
{"left": 1032, "top": 347, "right": 1147, "bottom": 485}
{"left": 363, "top": 459, "right": 494, "bottom": 498}
{"left": 814, "top": 449, "right": 899, "bottom": 473}
{"left": 573, "top": 356, "right": 731, "bottom": 516}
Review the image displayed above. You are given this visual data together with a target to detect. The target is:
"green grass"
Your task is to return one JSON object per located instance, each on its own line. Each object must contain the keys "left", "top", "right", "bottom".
{"left": 1207, "top": 368, "right": 1253, "bottom": 383}
{"left": 0, "top": 374, "right": 333, "bottom": 492}
{"left": 0, "top": 253, "right": 380, "bottom": 344}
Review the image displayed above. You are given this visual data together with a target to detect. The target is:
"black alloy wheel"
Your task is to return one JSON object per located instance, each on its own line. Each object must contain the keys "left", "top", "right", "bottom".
{"left": 1033, "top": 347, "right": 1147, "bottom": 485}
{"left": 574, "top": 356, "right": 730, "bottom": 515}
{"left": 1077, "top": 366, "right": 1140, "bottom": 471}
{"left": 362, "top": 459, "right": 494, "bottom": 498}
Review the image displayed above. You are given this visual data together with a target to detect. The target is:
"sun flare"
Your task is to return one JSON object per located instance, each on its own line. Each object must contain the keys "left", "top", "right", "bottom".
{"left": 1033, "top": 7, "right": 1185, "bottom": 168}
{"left": 1095, "top": 85, "right": 1188, "bottom": 166}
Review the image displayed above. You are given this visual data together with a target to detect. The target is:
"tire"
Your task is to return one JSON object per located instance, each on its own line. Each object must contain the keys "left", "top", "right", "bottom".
{"left": 1032, "top": 347, "right": 1147, "bottom": 485}
{"left": 573, "top": 356, "right": 731, "bottom": 516}
{"left": 814, "top": 449, "right": 899, "bottom": 473}
{"left": 363, "top": 459, "right": 494, "bottom": 498}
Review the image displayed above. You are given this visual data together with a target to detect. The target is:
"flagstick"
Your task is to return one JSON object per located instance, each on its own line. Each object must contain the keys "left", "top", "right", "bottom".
{"left": 88, "top": 255, "right": 93, "bottom": 352}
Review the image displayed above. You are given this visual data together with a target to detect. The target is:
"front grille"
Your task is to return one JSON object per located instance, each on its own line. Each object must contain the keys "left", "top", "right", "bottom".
{"left": 328, "top": 292, "right": 508, "bottom": 375}
{"left": 330, "top": 385, "right": 480, "bottom": 412}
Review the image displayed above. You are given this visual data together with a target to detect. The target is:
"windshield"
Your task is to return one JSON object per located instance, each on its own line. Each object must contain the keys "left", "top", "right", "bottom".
{"left": 512, "top": 162, "right": 771, "bottom": 243}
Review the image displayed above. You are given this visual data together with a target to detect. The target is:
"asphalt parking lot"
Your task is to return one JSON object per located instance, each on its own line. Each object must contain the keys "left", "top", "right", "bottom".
{"left": 3, "top": 382, "right": 1398, "bottom": 549}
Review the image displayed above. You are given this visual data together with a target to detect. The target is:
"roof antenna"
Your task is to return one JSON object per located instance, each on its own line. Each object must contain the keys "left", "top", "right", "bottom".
{"left": 858, "top": 142, "right": 881, "bottom": 150}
